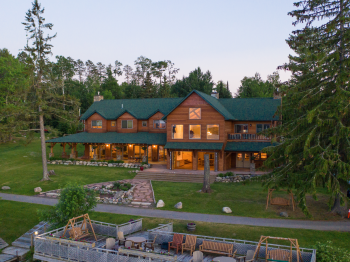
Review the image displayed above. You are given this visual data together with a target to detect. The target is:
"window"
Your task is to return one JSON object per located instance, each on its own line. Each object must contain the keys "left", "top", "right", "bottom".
{"left": 142, "top": 121, "right": 147, "bottom": 127}
{"left": 253, "top": 153, "right": 260, "bottom": 160}
{"left": 189, "top": 125, "right": 201, "bottom": 139}
{"left": 235, "top": 124, "right": 248, "bottom": 133}
{"left": 111, "top": 121, "right": 116, "bottom": 127}
{"left": 261, "top": 153, "right": 267, "bottom": 159}
{"left": 172, "top": 125, "right": 183, "bottom": 139}
{"left": 91, "top": 120, "right": 102, "bottom": 129}
{"left": 257, "top": 124, "right": 270, "bottom": 133}
{"left": 153, "top": 120, "right": 166, "bottom": 129}
{"left": 121, "top": 120, "right": 133, "bottom": 129}
{"left": 207, "top": 125, "right": 219, "bottom": 140}
{"left": 189, "top": 108, "right": 201, "bottom": 119}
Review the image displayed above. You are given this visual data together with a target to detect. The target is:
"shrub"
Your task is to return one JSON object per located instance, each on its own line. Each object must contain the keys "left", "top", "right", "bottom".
{"left": 113, "top": 182, "right": 121, "bottom": 189}
{"left": 314, "top": 241, "right": 350, "bottom": 262}
{"left": 39, "top": 183, "right": 97, "bottom": 228}
{"left": 124, "top": 183, "right": 132, "bottom": 190}
{"left": 141, "top": 161, "right": 148, "bottom": 165}
{"left": 225, "top": 172, "right": 234, "bottom": 177}
{"left": 218, "top": 173, "right": 224, "bottom": 177}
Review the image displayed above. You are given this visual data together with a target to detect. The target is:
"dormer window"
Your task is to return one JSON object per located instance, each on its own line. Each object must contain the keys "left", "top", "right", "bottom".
{"left": 189, "top": 108, "right": 201, "bottom": 119}
{"left": 122, "top": 120, "right": 133, "bottom": 129}
{"left": 153, "top": 120, "right": 166, "bottom": 129}
{"left": 92, "top": 120, "right": 102, "bottom": 129}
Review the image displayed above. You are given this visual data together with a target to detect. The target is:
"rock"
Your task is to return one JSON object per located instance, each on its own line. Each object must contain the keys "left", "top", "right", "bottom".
{"left": 156, "top": 199, "right": 165, "bottom": 208}
{"left": 280, "top": 212, "right": 288, "bottom": 218}
{"left": 174, "top": 202, "right": 182, "bottom": 209}
{"left": 34, "top": 187, "right": 42, "bottom": 193}
{"left": 222, "top": 207, "right": 232, "bottom": 213}
{"left": 2, "top": 186, "right": 10, "bottom": 190}
{"left": 48, "top": 170, "right": 56, "bottom": 176}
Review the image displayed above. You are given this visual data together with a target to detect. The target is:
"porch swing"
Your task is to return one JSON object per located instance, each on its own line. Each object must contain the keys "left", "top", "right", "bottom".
{"left": 62, "top": 214, "right": 97, "bottom": 241}
{"left": 266, "top": 188, "right": 295, "bottom": 211}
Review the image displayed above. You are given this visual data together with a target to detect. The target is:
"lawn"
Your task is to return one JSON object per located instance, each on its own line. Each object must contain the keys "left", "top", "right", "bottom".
{"left": 1, "top": 200, "right": 349, "bottom": 252}
{"left": 0, "top": 137, "right": 136, "bottom": 195}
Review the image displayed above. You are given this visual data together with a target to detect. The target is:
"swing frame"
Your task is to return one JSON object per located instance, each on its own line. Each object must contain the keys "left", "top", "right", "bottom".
{"left": 266, "top": 188, "right": 295, "bottom": 211}
{"left": 62, "top": 214, "right": 97, "bottom": 241}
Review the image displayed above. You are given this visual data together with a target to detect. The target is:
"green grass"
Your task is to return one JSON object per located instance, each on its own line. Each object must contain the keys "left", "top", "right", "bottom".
{"left": 0, "top": 137, "right": 136, "bottom": 195}
{"left": 1, "top": 200, "right": 349, "bottom": 252}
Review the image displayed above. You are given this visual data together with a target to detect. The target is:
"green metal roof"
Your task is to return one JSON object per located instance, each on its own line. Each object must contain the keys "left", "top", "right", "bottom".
{"left": 164, "top": 142, "right": 223, "bottom": 150}
{"left": 46, "top": 132, "right": 166, "bottom": 145}
{"left": 225, "top": 142, "right": 272, "bottom": 152}
{"left": 80, "top": 97, "right": 182, "bottom": 120}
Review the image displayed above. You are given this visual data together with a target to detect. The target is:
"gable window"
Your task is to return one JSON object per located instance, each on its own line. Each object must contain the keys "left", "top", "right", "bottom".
{"left": 121, "top": 120, "right": 133, "bottom": 129}
{"left": 207, "top": 125, "right": 219, "bottom": 140}
{"left": 189, "top": 125, "right": 201, "bottom": 139}
{"left": 235, "top": 124, "right": 248, "bottom": 133}
{"left": 172, "top": 125, "right": 183, "bottom": 139}
{"left": 111, "top": 121, "right": 116, "bottom": 127}
{"left": 189, "top": 108, "right": 201, "bottom": 119}
{"left": 256, "top": 124, "right": 270, "bottom": 133}
{"left": 153, "top": 120, "right": 166, "bottom": 129}
{"left": 91, "top": 120, "right": 102, "bottom": 129}
{"left": 142, "top": 121, "right": 147, "bottom": 127}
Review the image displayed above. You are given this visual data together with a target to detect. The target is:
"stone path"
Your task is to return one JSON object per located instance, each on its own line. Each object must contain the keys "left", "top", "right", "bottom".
{"left": 37, "top": 179, "right": 155, "bottom": 208}
{"left": 0, "top": 238, "right": 8, "bottom": 250}
{"left": 1, "top": 192, "right": 350, "bottom": 232}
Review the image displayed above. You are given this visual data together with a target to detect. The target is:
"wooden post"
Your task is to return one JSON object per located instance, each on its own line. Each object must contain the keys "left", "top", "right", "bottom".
{"left": 202, "top": 154, "right": 211, "bottom": 193}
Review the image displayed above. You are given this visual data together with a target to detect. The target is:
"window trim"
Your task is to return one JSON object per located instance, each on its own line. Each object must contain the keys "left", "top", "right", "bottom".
{"left": 153, "top": 120, "right": 166, "bottom": 129}
{"left": 189, "top": 108, "right": 201, "bottom": 120}
{"left": 91, "top": 120, "right": 102, "bottom": 129}
{"left": 206, "top": 124, "right": 220, "bottom": 140}
{"left": 189, "top": 124, "right": 201, "bottom": 140}
{"left": 142, "top": 121, "right": 147, "bottom": 127}
{"left": 172, "top": 124, "right": 184, "bottom": 139}
{"left": 121, "top": 120, "right": 133, "bottom": 129}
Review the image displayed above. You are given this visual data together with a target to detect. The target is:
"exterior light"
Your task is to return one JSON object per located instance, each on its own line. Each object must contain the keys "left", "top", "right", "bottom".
{"left": 153, "top": 145, "right": 156, "bottom": 148}
{"left": 129, "top": 145, "right": 132, "bottom": 147}
{"left": 106, "top": 144, "right": 110, "bottom": 147}
{"left": 34, "top": 231, "right": 38, "bottom": 235}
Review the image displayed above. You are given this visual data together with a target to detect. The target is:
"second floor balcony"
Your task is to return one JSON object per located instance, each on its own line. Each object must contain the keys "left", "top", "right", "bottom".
{"left": 228, "top": 133, "right": 271, "bottom": 141}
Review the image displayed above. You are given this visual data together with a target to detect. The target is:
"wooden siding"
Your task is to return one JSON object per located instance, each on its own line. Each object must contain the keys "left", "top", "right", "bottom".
{"left": 116, "top": 113, "right": 137, "bottom": 133}
{"left": 85, "top": 113, "right": 107, "bottom": 133}
{"left": 107, "top": 120, "right": 118, "bottom": 132}
{"left": 229, "top": 121, "right": 273, "bottom": 134}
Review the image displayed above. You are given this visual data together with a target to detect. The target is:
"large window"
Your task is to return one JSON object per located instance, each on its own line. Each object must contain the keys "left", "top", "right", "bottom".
{"left": 172, "top": 125, "right": 183, "bottom": 139}
{"left": 121, "top": 120, "right": 133, "bottom": 129}
{"left": 256, "top": 124, "right": 270, "bottom": 133}
{"left": 189, "top": 108, "right": 201, "bottom": 119}
{"left": 235, "top": 124, "right": 248, "bottom": 133}
{"left": 189, "top": 125, "right": 201, "bottom": 139}
{"left": 91, "top": 120, "right": 102, "bottom": 129}
{"left": 153, "top": 120, "right": 166, "bottom": 129}
{"left": 207, "top": 125, "right": 219, "bottom": 140}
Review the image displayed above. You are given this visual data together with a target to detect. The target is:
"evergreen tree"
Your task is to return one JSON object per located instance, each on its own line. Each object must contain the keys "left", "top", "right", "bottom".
{"left": 100, "top": 66, "right": 122, "bottom": 99}
{"left": 262, "top": 0, "right": 350, "bottom": 216}
{"left": 158, "top": 75, "right": 172, "bottom": 98}
{"left": 142, "top": 72, "right": 156, "bottom": 98}
{"left": 216, "top": 81, "right": 232, "bottom": 98}
{"left": 235, "top": 73, "right": 276, "bottom": 98}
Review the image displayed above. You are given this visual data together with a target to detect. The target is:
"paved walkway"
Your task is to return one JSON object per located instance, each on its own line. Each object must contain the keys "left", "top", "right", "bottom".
{"left": 1, "top": 193, "right": 350, "bottom": 232}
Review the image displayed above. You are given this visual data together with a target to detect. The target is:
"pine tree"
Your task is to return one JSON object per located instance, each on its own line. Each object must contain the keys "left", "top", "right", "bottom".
{"left": 142, "top": 72, "right": 156, "bottom": 98}
{"left": 263, "top": 0, "right": 350, "bottom": 216}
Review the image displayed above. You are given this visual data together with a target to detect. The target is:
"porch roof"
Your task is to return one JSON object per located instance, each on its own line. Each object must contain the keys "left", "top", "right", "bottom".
{"left": 225, "top": 142, "right": 273, "bottom": 152}
{"left": 46, "top": 132, "right": 166, "bottom": 145}
{"left": 164, "top": 142, "right": 223, "bottom": 150}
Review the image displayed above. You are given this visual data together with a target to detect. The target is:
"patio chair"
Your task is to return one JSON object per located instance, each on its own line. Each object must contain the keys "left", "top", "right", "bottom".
{"left": 145, "top": 235, "right": 157, "bottom": 251}
{"left": 182, "top": 235, "right": 197, "bottom": 255}
{"left": 117, "top": 231, "right": 126, "bottom": 246}
{"left": 237, "top": 250, "right": 256, "bottom": 262}
{"left": 189, "top": 251, "right": 203, "bottom": 262}
{"left": 168, "top": 233, "right": 184, "bottom": 254}
{"left": 125, "top": 240, "right": 133, "bottom": 249}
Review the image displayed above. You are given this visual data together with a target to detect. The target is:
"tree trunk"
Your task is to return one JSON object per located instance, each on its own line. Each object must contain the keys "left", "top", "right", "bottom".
{"left": 331, "top": 194, "right": 344, "bottom": 217}
{"left": 202, "top": 154, "right": 212, "bottom": 193}
{"left": 39, "top": 107, "right": 49, "bottom": 181}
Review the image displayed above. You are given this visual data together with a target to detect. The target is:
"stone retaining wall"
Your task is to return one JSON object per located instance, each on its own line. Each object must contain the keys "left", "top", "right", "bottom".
{"left": 215, "top": 174, "right": 259, "bottom": 183}
{"left": 47, "top": 160, "right": 150, "bottom": 169}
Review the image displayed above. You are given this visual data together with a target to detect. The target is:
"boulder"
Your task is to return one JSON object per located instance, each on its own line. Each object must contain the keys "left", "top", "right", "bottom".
{"left": 34, "top": 187, "right": 42, "bottom": 193}
{"left": 222, "top": 207, "right": 232, "bottom": 213}
{"left": 48, "top": 170, "right": 56, "bottom": 176}
{"left": 156, "top": 199, "right": 165, "bottom": 208}
{"left": 2, "top": 186, "right": 10, "bottom": 190}
{"left": 174, "top": 202, "right": 182, "bottom": 209}
{"left": 280, "top": 212, "right": 288, "bottom": 218}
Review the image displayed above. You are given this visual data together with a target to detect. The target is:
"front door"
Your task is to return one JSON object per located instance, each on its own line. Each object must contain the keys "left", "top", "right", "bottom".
{"left": 236, "top": 153, "right": 250, "bottom": 168}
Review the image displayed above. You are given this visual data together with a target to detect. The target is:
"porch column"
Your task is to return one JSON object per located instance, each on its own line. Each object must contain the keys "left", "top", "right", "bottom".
{"left": 70, "top": 143, "right": 75, "bottom": 159}
{"left": 168, "top": 151, "right": 172, "bottom": 170}
{"left": 192, "top": 150, "right": 198, "bottom": 170}
{"left": 105, "top": 144, "right": 112, "bottom": 160}
{"left": 61, "top": 143, "right": 67, "bottom": 158}
{"left": 74, "top": 144, "right": 78, "bottom": 158}
{"left": 83, "top": 144, "right": 90, "bottom": 159}
{"left": 49, "top": 143, "right": 55, "bottom": 158}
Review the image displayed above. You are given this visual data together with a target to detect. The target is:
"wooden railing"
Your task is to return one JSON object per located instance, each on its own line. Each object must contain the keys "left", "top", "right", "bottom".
{"left": 227, "top": 133, "right": 270, "bottom": 141}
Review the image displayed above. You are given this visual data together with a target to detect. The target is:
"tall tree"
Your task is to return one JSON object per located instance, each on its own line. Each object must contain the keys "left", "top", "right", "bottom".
{"left": 216, "top": 81, "right": 232, "bottom": 98}
{"left": 75, "top": 59, "right": 86, "bottom": 83}
{"left": 262, "top": 0, "right": 350, "bottom": 216}
{"left": 113, "top": 60, "right": 123, "bottom": 78}
{"left": 158, "top": 75, "right": 171, "bottom": 98}
{"left": 123, "top": 65, "right": 133, "bottom": 84}
{"left": 96, "top": 62, "right": 106, "bottom": 83}
{"left": 235, "top": 72, "right": 277, "bottom": 98}
{"left": 142, "top": 71, "right": 156, "bottom": 98}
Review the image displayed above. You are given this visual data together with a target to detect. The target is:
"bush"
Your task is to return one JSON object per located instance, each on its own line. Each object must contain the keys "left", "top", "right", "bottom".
{"left": 107, "top": 160, "right": 124, "bottom": 164}
{"left": 141, "top": 161, "right": 148, "bottom": 165}
{"left": 124, "top": 183, "right": 132, "bottom": 190}
{"left": 314, "top": 241, "right": 350, "bottom": 262}
{"left": 218, "top": 173, "right": 224, "bottom": 177}
{"left": 38, "top": 183, "right": 97, "bottom": 228}
{"left": 225, "top": 172, "right": 234, "bottom": 176}
{"left": 113, "top": 182, "right": 121, "bottom": 189}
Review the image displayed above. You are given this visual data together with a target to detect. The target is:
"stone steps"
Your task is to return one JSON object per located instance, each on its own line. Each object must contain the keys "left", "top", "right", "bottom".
{"left": 1, "top": 246, "right": 29, "bottom": 261}
{"left": 0, "top": 254, "right": 17, "bottom": 262}
{"left": 135, "top": 172, "right": 217, "bottom": 183}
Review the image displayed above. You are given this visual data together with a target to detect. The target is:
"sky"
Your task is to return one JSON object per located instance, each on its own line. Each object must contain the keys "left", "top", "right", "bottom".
{"left": 0, "top": 0, "right": 298, "bottom": 95}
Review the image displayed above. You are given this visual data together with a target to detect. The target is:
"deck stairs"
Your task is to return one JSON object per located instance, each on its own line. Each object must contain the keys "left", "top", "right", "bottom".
{"left": 1, "top": 221, "right": 49, "bottom": 262}
{"left": 135, "top": 172, "right": 217, "bottom": 183}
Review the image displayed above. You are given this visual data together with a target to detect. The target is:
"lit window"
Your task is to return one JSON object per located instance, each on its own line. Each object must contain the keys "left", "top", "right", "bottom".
{"left": 121, "top": 120, "right": 133, "bottom": 129}
{"left": 92, "top": 120, "right": 102, "bottom": 129}
{"left": 172, "top": 125, "right": 183, "bottom": 139}
{"left": 111, "top": 121, "right": 116, "bottom": 127}
{"left": 235, "top": 124, "right": 248, "bottom": 133}
{"left": 257, "top": 124, "right": 270, "bottom": 133}
{"left": 253, "top": 153, "right": 260, "bottom": 160}
{"left": 142, "top": 121, "right": 147, "bottom": 127}
{"left": 189, "top": 125, "right": 201, "bottom": 139}
{"left": 207, "top": 125, "right": 219, "bottom": 140}
{"left": 189, "top": 108, "right": 201, "bottom": 119}
{"left": 261, "top": 153, "right": 267, "bottom": 159}
{"left": 153, "top": 120, "right": 166, "bottom": 129}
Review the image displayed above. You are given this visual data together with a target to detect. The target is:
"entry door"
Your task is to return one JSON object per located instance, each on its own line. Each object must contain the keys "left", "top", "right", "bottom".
{"left": 236, "top": 153, "right": 250, "bottom": 168}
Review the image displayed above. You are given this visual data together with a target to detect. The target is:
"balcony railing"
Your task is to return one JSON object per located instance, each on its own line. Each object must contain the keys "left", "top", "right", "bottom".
{"left": 228, "top": 133, "right": 270, "bottom": 141}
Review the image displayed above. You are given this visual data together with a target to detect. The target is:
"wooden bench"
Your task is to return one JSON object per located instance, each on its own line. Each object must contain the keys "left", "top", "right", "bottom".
{"left": 271, "top": 197, "right": 290, "bottom": 206}
{"left": 199, "top": 240, "right": 236, "bottom": 257}
{"left": 68, "top": 227, "right": 89, "bottom": 240}
{"left": 266, "top": 249, "right": 291, "bottom": 262}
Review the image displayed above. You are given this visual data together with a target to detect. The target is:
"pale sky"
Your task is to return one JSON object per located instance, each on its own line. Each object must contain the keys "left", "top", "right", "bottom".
{"left": 1, "top": 0, "right": 297, "bottom": 95}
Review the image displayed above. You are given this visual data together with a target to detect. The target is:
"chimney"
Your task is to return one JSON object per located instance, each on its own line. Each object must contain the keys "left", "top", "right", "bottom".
{"left": 211, "top": 91, "right": 219, "bottom": 99}
{"left": 94, "top": 91, "right": 104, "bottom": 102}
